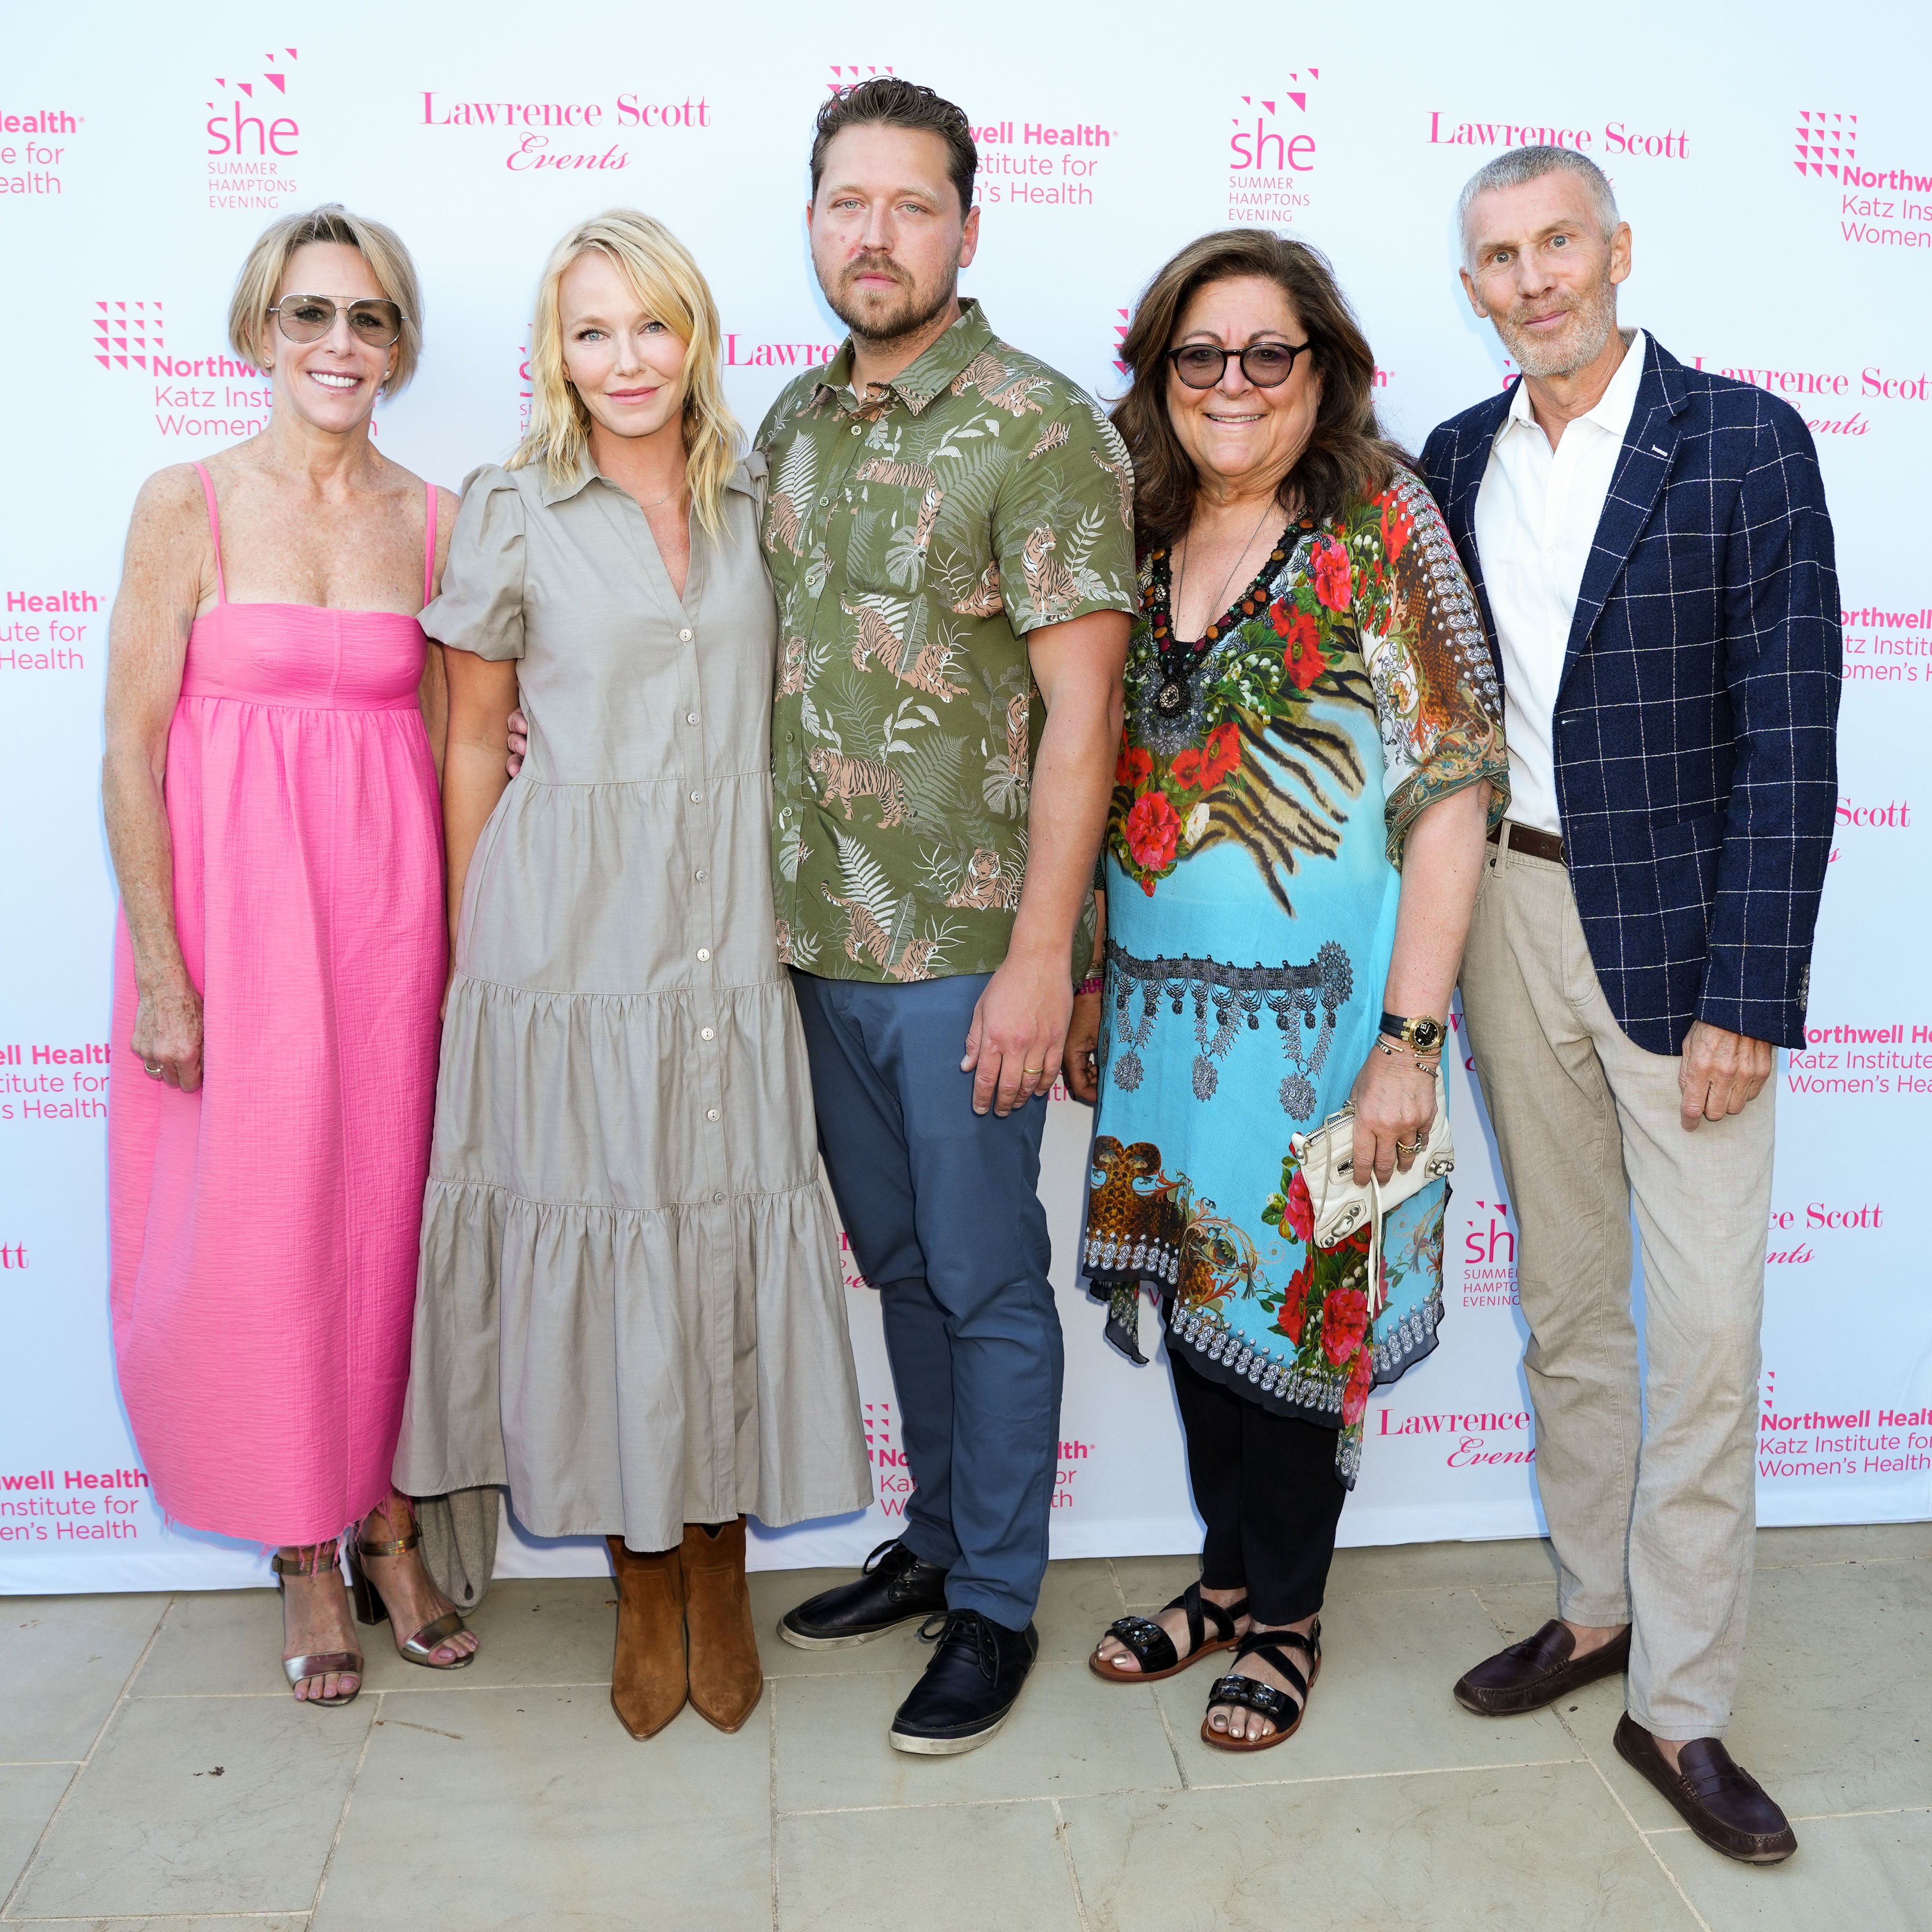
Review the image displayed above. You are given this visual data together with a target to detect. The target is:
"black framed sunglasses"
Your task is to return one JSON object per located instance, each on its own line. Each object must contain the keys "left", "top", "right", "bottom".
{"left": 269, "top": 295, "right": 408, "bottom": 349}
{"left": 1167, "top": 340, "right": 1311, "bottom": 389}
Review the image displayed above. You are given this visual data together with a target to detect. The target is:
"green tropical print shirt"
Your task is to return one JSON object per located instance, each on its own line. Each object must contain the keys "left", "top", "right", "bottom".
{"left": 755, "top": 300, "right": 1137, "bottom": 983}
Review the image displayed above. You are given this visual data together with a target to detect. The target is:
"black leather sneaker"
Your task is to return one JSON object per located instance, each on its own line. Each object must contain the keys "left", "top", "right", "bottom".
{"left": 889, "top": 1609, "right": 1039, "bottom": 1755}
{"left": 778, "top": 1538, "right": 950, "bottom": 1651}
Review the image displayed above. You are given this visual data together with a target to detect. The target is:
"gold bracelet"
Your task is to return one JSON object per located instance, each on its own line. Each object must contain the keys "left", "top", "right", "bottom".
{"left": 1374, "top": 1035, "right": 1440, "bottom": 1073}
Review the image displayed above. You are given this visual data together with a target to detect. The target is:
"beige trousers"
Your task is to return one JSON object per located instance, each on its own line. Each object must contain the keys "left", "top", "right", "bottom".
{"left": 1459, "top": 828, "right": 1774, "bottom": 1740}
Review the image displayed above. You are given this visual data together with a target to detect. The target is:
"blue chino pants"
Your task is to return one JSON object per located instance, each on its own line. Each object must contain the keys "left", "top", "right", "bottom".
{"left": 789, "top": 969, "right": 1062, "bottom": 1629}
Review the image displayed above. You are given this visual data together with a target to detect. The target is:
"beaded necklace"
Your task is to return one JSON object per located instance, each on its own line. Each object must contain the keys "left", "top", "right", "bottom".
{"left": 1146, "top": 517, "right": 1311, "bottom": 719}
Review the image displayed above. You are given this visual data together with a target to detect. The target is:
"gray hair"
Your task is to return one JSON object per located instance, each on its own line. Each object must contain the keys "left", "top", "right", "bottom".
{"left": 1456, "top": 145, "right": 1620, "bottom": 264}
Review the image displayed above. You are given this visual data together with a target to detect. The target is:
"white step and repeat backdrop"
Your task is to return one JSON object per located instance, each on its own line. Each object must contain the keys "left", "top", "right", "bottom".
{"left": 4, "top": 0, "right": 1929, "bottom": 1591}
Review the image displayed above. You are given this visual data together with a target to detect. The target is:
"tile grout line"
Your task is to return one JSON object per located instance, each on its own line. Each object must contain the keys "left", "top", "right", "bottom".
{"left": 779, "top": 1792, "right": 1119, "bottom": 1820}
{"left": 0, "top": 1592, "right": 177, "bottom": 1922}
{"left": 1570, "top": 1739, "right": 1714, "bottom": 1931}
{"left": 1646, "top": 1800, "right": 1932, "bottom": 1834}
{"left": 304, "top": 1686, "right": 384, "bottom": 1924}
{"left": 773, "top": 1757, "right": 1586, "bottom": 1819}
{"left": 1517, "top": 1600, "right": 1713, "bottom": 1932}
{"left": 1148, "top": 1675, "right": 1192, "bottom": 1791}
{"left": 1179, "top": 1754, "right": 1585, "bottom": 1794}
{"left": 3, "top": 1914, "right": 309, "bottom": 1924}
{"left": 1049, "top": 1798, "right": 1093, "bottom": 1932}
{"left": 767, "top": 1674, "right": 781, "bottom": 1932}
{"left": 127, "top": 1678, "right": 622, "bottom": 1700}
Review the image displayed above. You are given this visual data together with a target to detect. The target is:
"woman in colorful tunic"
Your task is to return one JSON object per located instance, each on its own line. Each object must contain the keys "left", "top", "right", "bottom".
{"left": 1067, "top": 231, "right": 1508, "bottom": 1750}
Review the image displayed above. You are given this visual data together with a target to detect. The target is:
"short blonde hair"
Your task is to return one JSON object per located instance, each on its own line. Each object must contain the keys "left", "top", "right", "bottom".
{"left": 511, "top": 209, "right": 740, "bottom": 536}
{"left": 226, "top": 203, "right": 424, "bottom": 392}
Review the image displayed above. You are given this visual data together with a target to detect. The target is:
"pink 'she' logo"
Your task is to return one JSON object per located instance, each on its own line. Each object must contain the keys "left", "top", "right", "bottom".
{"left": 1230, "top": 76, "right": 1319, "bottom": 172}
{"left": 207, "top": 48, "right": 300, "bottom": 157}
{"left": 93, "top": 301, "right": 164, "bottom": 370}
{"left": 1794, "top": 110, "right": 1856, "bottom": 179}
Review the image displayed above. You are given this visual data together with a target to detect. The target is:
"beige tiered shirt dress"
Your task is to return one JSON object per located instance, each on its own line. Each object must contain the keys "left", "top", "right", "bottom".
{"left": 393, "top": 455, "right": 872, "bottom": 1550}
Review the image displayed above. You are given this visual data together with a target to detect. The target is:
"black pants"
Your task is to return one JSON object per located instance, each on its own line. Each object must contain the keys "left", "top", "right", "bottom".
{"left": 1173, "top": 1351, "right": 1348, "bottom": 1626}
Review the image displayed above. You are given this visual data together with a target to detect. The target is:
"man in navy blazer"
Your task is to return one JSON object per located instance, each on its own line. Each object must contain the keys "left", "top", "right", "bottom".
{"left": 1419, "top": 146, "right": 1839, "bottom": 1866}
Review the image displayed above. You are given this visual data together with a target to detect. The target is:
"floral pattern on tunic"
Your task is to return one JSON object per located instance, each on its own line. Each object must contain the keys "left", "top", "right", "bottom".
{"left": 1081, "top": 474, "right": 1508, "bottom": 1484}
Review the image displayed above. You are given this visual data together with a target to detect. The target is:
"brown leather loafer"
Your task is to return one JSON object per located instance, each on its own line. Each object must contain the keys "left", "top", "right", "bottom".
{"left": 1453, "top": 1618, "right": 1630, "bottom": 1715}
{"left": 1614, "top": 1715, "right": 1798, "bottom": 1864}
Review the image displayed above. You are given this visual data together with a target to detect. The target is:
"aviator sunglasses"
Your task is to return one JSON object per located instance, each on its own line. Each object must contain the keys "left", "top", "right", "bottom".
{"left": 1167, "top": 340, "right": 1311, "bottom": 388}
{"left": 268, "top": 295, "right": 409, "bottom": 349}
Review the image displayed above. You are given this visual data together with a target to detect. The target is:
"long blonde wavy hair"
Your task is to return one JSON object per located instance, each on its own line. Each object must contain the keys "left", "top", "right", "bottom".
{"left": 510, "top": 209, "right": 740, "bottom": 535}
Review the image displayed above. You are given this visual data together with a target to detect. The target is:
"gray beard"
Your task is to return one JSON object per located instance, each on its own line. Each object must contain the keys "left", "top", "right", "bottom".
{"left": 1499, "top": 277, "right": 1619, "bottom": 379}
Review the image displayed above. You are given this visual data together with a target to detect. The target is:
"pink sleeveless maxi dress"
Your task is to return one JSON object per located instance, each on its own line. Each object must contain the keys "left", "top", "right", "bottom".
{"left": 108, "top": 464, "right": 445, "bottom": 1547}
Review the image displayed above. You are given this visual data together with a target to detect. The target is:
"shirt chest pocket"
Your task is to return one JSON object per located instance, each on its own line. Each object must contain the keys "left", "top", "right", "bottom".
{"left": 842, "top": 459, "right": 952, "bottom": 596}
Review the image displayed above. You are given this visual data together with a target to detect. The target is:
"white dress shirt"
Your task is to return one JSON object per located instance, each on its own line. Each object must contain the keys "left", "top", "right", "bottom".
{"left": 1474, "top": 329, "right": 1648, "bottom": 836}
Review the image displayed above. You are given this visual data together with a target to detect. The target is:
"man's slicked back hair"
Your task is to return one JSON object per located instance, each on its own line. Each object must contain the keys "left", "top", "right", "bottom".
{"left": 1457, "top": 144, "right": 1621, "bottom": 263}
{"left": 810, "top": 78, "right": 977, "bottom": 217}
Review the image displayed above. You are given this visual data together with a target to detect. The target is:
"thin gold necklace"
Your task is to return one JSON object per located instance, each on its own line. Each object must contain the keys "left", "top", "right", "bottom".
{"left": 1173, "top": 496, "right": 1276, "bottom": 642}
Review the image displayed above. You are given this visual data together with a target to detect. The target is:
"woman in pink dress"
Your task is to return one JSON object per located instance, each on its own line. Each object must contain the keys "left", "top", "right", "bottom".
{"left": 103, "top": 206, "right": 479, "bottom": 1703}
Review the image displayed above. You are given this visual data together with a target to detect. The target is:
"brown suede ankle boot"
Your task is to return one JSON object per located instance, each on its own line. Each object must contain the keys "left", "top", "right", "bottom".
{"left": 680, "top": 1518, "right": 764, "bottom": 1732}
{"left": 606, "top": 1536, "right": 686, "bottom": 1740}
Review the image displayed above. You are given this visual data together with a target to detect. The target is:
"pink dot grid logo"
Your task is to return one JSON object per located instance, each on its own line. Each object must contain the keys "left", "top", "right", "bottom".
{"left": 1794, "top": 110, "right": 1856, "bottom": 179}
{"left": 93, "top": 302, "right": 164, "bottom": 370}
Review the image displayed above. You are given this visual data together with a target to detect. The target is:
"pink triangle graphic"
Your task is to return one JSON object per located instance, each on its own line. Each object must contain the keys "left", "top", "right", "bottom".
{"left": 113, "top": 355, "right": 127, "bottom": 368}
{"left": 1287, "top": 92, "right": 1306, "bottom": 111}
{"left": 132, "top": 356, "right": 146, "bottom": 370}
{"left": 1308, "top": 67, "right": 1319, "bottom": 77}
{"left": 236, "top": 81, "right": 253, "bottom": 97}
{"left": 1261, "top": 100, "right": 1276, "bottom": 115}
{"left": 94, "top": 355, "right": 109, "bottom": 368}
{"left": 265, "top": 73, "right": 286, "bottom": 92}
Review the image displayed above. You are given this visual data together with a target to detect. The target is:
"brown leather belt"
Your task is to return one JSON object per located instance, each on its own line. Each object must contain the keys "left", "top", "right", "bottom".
{"left": 1487, "top": 820, "right": 1565, "bottom": 864}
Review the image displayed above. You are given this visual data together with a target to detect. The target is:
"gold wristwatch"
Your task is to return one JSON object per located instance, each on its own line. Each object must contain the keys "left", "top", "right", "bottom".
{"left": 1379, "top": 1011, "right": 1445, "bottom": 1052}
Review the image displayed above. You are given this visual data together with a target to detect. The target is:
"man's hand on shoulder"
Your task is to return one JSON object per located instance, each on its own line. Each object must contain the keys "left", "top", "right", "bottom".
{"left": 1679, "top": 1021, "right": 1773, "bottom": 1132}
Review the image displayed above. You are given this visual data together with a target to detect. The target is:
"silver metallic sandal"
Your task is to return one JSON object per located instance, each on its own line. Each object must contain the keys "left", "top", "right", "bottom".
{"left": 274, "top": 1541, "right": 363, "bottom": 1706}
{"left": 347, "top": 1516, "right": 476, "bottom": 1669}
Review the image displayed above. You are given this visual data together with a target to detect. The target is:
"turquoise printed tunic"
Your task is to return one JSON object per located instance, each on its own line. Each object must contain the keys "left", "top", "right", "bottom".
{"left": 1081, "top": 474, "right": 1508, "bottom": 1483}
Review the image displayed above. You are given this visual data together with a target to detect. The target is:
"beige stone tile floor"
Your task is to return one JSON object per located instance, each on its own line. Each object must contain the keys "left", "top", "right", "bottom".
{"left": 0, "top": 1524, "right": 1923, "bottom": 1930}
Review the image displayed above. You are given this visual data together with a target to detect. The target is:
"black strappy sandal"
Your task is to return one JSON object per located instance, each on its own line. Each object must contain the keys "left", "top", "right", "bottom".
{"left": 1201, "top": 1620, "right": 1321, "bottom": 1752}
{"left": 1088, "top": 1580, "right": 1248, "bottom": 1684}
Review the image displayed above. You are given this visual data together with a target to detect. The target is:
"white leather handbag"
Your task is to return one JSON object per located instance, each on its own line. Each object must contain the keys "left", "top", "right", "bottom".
{"left": 1287, "top": 1070, "right": 1454, "bottom": 1318}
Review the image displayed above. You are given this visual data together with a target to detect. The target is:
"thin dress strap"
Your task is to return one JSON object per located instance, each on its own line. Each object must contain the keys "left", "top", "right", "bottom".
{"left": 193, "top": 462, "right": 227, "bottom": 605}
{"left": 422, "top": 482, "right": 437, "bottom": 610}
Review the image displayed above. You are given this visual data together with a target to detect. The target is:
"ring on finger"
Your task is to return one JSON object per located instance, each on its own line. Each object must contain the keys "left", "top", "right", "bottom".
{"left": 144, "top": 1064, "right": 163, "bottom": 1078}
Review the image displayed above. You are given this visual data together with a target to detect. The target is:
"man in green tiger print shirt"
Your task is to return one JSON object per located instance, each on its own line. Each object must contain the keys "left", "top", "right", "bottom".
{"left": 762, "top": 78, "right": 1133, "bottom": 1759}
{"left": 757, "top": 264, "right": 1134, "bottom": 989}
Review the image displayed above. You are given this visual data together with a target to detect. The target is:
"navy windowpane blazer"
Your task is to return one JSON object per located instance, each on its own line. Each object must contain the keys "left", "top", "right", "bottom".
{"left": 1419, "top": 335, "right": 1841, "bottom": 1055}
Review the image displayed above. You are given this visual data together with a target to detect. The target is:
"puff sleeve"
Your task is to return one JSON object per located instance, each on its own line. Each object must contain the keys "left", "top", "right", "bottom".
{"left": 420, "top": 465, "right": 527, "bottom": 662}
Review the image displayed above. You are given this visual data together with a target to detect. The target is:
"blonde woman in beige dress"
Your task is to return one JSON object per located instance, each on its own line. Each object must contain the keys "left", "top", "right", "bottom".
{"left": 394, "top": 210, "right": 870, "bottom": 1740}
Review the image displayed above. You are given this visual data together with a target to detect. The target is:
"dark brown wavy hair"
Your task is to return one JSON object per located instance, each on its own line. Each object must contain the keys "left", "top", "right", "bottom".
{"left": 1114, "top": 229, "right": 1407, "bottom": 550}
